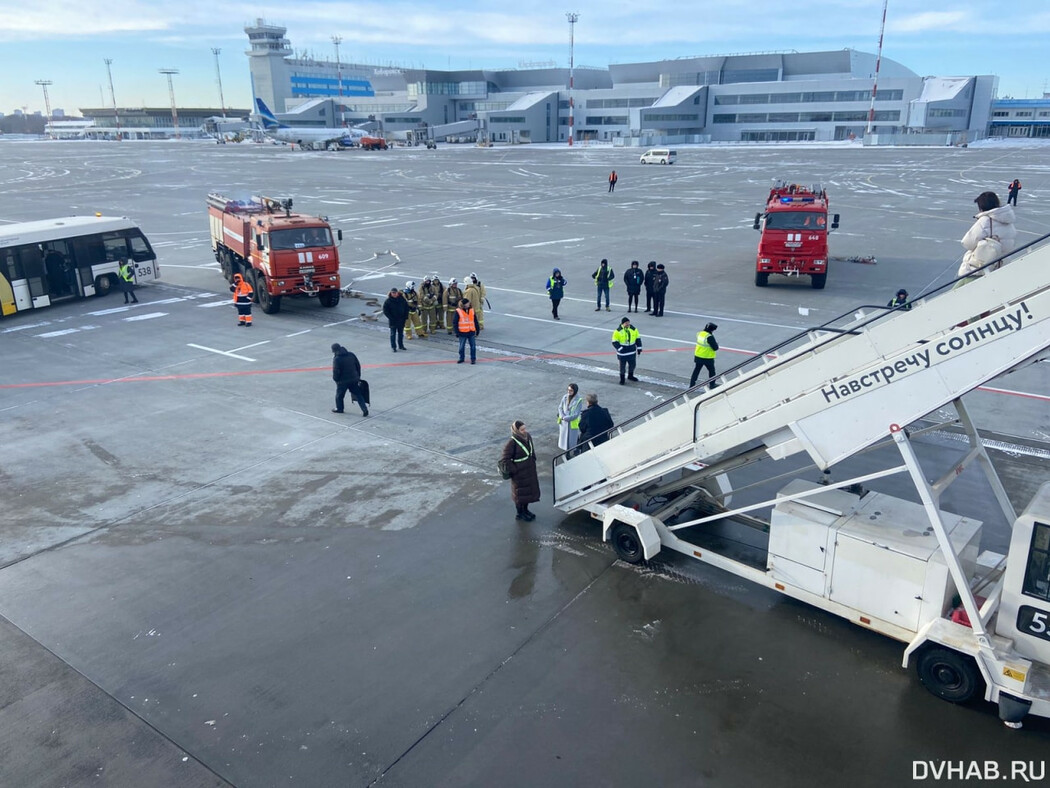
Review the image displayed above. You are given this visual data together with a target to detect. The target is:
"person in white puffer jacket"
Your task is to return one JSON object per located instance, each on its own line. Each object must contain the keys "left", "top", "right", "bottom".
{"left": 959, "top": 191, "right": 1017, "bottom": 277}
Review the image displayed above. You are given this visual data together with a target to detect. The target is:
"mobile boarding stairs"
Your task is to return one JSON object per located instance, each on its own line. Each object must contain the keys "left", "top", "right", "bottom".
{"left": 553, "top": 233, "right": 1050, "bottom": 723}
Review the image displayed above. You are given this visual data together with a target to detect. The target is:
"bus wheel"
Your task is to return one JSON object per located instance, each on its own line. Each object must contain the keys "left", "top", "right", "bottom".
{"left": 610, "top": 523, "right": 645, "bottom": 564}
{"left": 915, "top": 646, "right": 982, "bottom": 703}
{"left": 318, "top": 289, "right": 340, "bottom": 308}
{"left": 811, "top": 273, "right": 827, "bottom": 290}
{"left": 94, "top": 274, "right": 113, "bottom": 297}
{"left": 754, "top": 272, "right": 769, "bottom": 287}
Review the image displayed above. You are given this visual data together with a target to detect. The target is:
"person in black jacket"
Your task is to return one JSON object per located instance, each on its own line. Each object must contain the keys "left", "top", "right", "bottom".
{"left": 576, "top": 393, "right": 613, "bottom": 452}
{"left": 643, "top": 261, "right": 657, "bottom": 313}
{"left": 331, "top": 343, "right": 368, "bottom": 416}
{"left": 651, "top": 263, "right": 669, "bottom": 317}
{"left": 623, "top": 260, "right": 644, "bottom": 313}
{"left": 382, "top": 287, "right": 410, "bottom": 352}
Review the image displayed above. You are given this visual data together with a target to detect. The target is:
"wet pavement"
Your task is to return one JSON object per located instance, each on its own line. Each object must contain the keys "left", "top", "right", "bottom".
{"left": 1, "top": 140, "right": 1048, "bottom": 785}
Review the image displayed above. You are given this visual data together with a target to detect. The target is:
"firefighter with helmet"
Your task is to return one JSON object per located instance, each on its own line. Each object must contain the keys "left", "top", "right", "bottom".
{"left": 231, "top": 272, "right": 254, "bottom": 326}
{"left": 403, "top": 281, "right": 427, "bottom": 339}
{"left": 420, "top": 275, "right": 440, "bottom": 335}
{"left": 443, "top": 278, "right": 464, "bottom": 334}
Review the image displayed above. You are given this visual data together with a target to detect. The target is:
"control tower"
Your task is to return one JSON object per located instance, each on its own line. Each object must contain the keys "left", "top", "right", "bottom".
{"left": 245, "top": 19, "right": 294, "bottom": 113}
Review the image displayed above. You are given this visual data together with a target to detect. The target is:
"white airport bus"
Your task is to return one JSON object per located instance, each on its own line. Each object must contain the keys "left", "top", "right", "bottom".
{"left": 0, "top": 215, "right": 159, "bottom": 316}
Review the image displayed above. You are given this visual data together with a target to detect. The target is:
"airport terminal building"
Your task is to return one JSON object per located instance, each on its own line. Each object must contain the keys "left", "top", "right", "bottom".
{"left": 245, "top": 20, "right": 997, "bottom": 146}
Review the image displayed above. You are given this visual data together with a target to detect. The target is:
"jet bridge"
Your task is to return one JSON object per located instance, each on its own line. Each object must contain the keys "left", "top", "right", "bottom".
{"left": 553, "top": 235, "right": 1050, "bottom": 515}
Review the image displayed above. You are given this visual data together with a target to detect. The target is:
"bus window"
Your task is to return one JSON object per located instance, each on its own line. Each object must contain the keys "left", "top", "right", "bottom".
{"left": 102, "top": 232, "right": 130, "bottom": 261}
{"left": 19, "top": 246, "right": 46, "bottom": 298}
{"left": 127, "top": 230, "right": 155, "bottom": 262}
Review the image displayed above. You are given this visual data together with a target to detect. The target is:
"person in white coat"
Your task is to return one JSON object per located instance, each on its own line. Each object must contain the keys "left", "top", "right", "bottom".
{"left": 958, "top": 191, "right": 1017, "bottom": 279}
{"left": 557, "top": 383, "right": 584, "bottom": 451}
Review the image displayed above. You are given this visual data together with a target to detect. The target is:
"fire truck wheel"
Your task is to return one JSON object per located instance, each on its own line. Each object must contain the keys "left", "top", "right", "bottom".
{"left": 94, "top": 274, "right": 113, "bottom": 297}
{"left": 811, "top": 273, "right": 827, "bottom": 290}
{"left": 754, "top": 272, "right": 769, "bottom": 287}
{"left": 610, "top": 523, "right": 645, "bottom": 564}
{"left": 319, "top": 289, "right": 340, "bottom": 308}
{"left": 259, "top": 289, "right": 282, "bottom": 314}
{"left": 915, "top": 646, "right": 982, "bottom": 703}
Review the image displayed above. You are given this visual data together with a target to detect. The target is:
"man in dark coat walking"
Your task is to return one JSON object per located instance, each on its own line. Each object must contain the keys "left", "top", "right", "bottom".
{"left": 331, "top": 344, "right": 368, "bottom": 416}
{"left": 577, "top": 393, "right": 614, "bottom": 451}
{"left": 382, "top": 287, "right": 410, "bottom": 352}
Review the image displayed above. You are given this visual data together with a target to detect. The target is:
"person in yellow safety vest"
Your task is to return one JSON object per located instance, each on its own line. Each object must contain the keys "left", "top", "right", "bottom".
{"left": 690, "top": 322, "right": 720, "bottom": 389}
{"left": 444, "top": 278, "right": 464, "bottom": 334}
{"left": 454, "top": 298, "right": 478, "bottom": 364}
{"left": 118, "top": 259, "right": 139, "bottom": 304}
{"left": 420, "top": 276, "right": 439, "bottom": 334}
{"left": 231, "top": 272, "right": 254, "bottom": 326}
{"left": 402, "top": 281, "right": 427, "bottom": 339}
{"left": 593, "top": 258, "right": 614, "bottom": 311}
{"left": 557, "top": 382, "right": 583, "bottom": 451}
{"left": 611, "top": 316, "right": 642, "bottom": 385}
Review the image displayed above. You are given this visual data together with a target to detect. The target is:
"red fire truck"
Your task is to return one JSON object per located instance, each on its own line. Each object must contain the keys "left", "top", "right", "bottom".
{"left": 753, "top": 182, "right": 839, "bottom": 289}
{"left": 207, "top": 193, "right": 342, "bottom": 313}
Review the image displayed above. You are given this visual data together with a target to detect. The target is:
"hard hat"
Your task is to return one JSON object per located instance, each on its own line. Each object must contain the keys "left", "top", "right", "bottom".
{"left": 423, "top": 275, "right": 432, "bottom": 282}
{"left": 233, "top": 273, "right": 242, "bottom": 280}
{"left": 405, "top": 280, "right": 416, "bottom": 290}
{"left": 449, "top": 278, "right": 458, "bottom": 285}
{"left": 897, "top": 288, "right": 908, "bottom": 296}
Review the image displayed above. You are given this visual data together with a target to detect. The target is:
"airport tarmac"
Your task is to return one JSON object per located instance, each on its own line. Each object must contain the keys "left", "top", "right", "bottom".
{"left": 1, "top": 139, "right": 1049, "bottom": 786}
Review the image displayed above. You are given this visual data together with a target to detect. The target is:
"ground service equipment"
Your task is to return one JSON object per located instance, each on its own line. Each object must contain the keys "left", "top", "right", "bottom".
{"left": 754, "top": 181, "right": 839, "bottom": 289}
{"left": 554, "top": 235, "right": 1050, "bottom": 727}
{"left": 207, "top": 194, "right": 342, "bottom": 314}
{"left": 359, "top": 137, "right": 388, "bottom": 150}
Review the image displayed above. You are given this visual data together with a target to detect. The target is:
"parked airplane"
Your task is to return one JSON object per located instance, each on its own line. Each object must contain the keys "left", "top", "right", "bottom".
{"left": 254, "top": 98, "right": 368, "bottom": 148}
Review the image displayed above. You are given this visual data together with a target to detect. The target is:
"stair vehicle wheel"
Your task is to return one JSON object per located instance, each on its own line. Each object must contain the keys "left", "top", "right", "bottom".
{"left": 610, "top": 523, "right": 645, "bottom": 564}
{"left": 811, "top": 273, "right": 827, "bottom": 290}
{"left": 755, "top": 272, "right": 769, "bottom": 287}
{"left": 318, "top": 289, "right": 340, "bottom": 308}
{"left": 915, "top": 646, "right": 983, "bottom": 703}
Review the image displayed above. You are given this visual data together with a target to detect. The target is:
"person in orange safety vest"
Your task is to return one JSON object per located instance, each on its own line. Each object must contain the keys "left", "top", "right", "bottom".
{"left": 231, "top": 273, "right": 254, "bottom": 326}
{"left": 454, "top": 298, "right": 477, "bottom": 364}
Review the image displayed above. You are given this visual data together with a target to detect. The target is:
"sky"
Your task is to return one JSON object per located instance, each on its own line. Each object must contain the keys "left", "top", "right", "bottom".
{"left": 1, "top": 1, "right": 1048, "bottom": 116}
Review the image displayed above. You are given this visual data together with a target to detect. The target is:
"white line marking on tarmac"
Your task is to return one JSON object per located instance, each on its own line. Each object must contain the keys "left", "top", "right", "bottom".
{"left": 124, "top": 313, "right": 168, "bottom": 321}
{"left": 186, "top": 343, "right": 256, "bottom": 362}
{"left": 89, "top": 306, "right": 131, "bottom": 316}
{"left": 513, "top": 238, "right": 585, "bottom": 248}
{"left": 285, "top": 330, "right": 312, "bottom": 337}
{"left": 230, "top": 341, "right": 270, "bottom": 352}
{"left": 2, "top": 322, "right": 49, "bottom": 333}
{"left": 36, "top": 328, "right": 79, "bottom": 337}
{"left": 198, "top": 301, "right": 231, "bottom": 308}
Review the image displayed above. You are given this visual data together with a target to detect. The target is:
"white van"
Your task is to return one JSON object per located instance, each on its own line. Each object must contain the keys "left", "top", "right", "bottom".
{"left": 639, "top": 148, "right": 677, "bottom": 165}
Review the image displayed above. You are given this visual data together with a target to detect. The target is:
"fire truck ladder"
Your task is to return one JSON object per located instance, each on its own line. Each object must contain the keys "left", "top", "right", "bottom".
{"left": 553, "top": 234, "right": 1050, "bottom": 515}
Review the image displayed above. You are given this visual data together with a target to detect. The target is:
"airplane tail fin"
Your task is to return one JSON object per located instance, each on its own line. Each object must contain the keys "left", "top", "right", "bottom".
{"left": 254, "top": 98, "right": 281, "bottom": 129}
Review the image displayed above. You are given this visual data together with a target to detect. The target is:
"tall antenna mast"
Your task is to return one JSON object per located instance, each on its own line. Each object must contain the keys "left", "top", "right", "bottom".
{"left": 865, "top": 0, "right": 888, "bottom": 137}
{"left": 104, "top": 59, "right": 122, "bottom": 140}
{"left": 212, "top": 48, "right": 227, "bottom": 118}
{"left": 566, "top": 12, "right": 578, "bottom": 147}
{"left": 35, "top": 80, "right": 53, "bottom": 139}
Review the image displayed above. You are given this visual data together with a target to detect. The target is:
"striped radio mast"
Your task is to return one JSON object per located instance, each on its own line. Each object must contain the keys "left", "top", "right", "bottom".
{"left": 865, "top": 0, "right": 889, "bottom": 137}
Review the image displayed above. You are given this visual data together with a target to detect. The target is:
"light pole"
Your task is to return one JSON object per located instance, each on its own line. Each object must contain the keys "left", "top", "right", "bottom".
{"left": 159, "top": 68, "right": 181, "bottom": 139}
{"left": 35, "top": 79, "right": 53, "bottom": 138}
{"left": 212, "top": 48, "right": 227, "bottom": 118}
{"left": 566, "top": 12, "right": 578, "bottom": 147}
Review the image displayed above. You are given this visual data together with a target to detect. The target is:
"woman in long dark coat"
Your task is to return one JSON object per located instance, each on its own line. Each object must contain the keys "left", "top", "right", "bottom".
{"left": 501, "top": 420, "right": 540, "bottom": 521}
